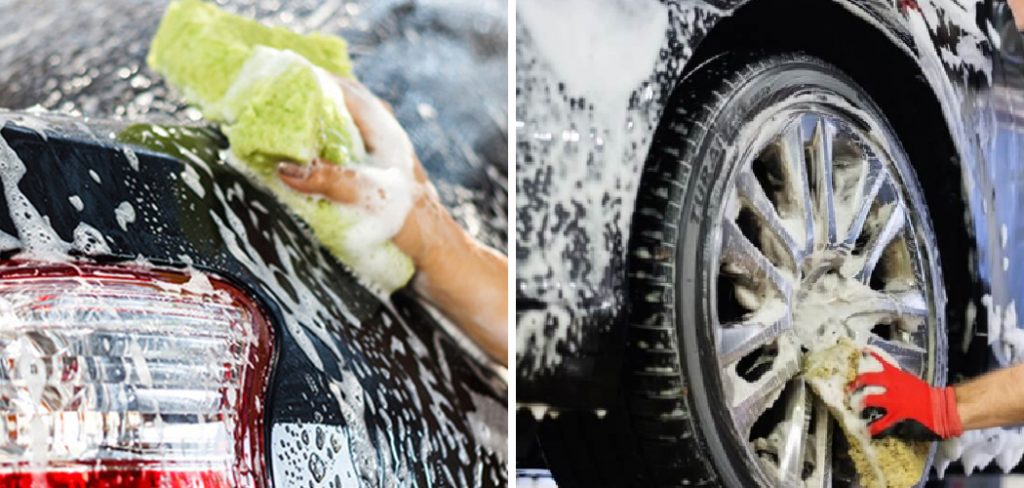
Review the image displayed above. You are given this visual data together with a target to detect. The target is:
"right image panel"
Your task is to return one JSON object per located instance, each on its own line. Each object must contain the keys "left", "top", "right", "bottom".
{"left": 516, "top": 0, "right": 1024, "bottom": 487}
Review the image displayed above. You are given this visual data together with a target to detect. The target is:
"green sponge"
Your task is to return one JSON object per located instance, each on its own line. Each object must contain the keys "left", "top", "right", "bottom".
{"left": 147, "top": 0, "right": 352, "bottom": 107}
{"left": 217, "top": 46, "right": 365, "bottom": 174}
{"left": 147, "top": 0, "right": 414, "bottom": 292}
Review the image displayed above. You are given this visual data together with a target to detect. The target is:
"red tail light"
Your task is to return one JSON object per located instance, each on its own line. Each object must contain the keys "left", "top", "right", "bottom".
{"left": 0, "top": 262, "right": 272, "bottom": 487}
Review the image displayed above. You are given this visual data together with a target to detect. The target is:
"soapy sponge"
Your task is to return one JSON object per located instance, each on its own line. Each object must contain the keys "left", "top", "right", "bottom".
{"left": 218, "top": 46, "right": 365, "bottom": 174}
{"left": 147, "top": 0, "right": 352, "bottom": 107}
{"left": 803, "top": 338, "right": 930, "bottom": 488}
{"left": 147, "top": 0, "right": 414, "bottom": 291}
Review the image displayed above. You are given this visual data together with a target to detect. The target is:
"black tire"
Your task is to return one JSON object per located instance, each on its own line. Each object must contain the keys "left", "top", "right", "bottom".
{"left": 542, "top": 52, "right": 947, "bottom": 488}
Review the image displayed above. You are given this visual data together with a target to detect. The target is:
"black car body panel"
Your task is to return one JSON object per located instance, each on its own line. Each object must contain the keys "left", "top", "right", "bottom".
{"left": 0, "top": 116, "right": 507, "bottom": 486}
{"left": 516, "top": 0, "right": 1024, "bottom": 408}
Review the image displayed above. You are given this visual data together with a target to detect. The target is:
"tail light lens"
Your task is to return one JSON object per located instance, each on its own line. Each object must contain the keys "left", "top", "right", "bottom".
{"left": 0, "top": 262, "right": 272, "bottom": 487}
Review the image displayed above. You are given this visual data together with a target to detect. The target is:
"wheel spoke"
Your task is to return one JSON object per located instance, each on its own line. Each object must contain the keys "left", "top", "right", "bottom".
{"left": 867, "top": 335, "right": 927, "bottom": 377}
{"left": 779, "top": 121, "right": 814, "bottom": 255}
{"left": 841, "top": 157, "right": 887, "bottom": 250}
{"left": 721, "top": 218, "right": 793, "bottom": 300}
{"left": 778, "top": 379, "right": 810, "bottom": 485}
{"left": 717, "top": 314, "right": 792, "bottom": 367}
{"left": 736, "top": 169, "right": 803, "bottom": 267}
{"left": 805, "top": 398, "right": 833, "bottom": 488}
{"left": 848, "top": 289, "right": 928, "bottom": 321}
{"left": 732, "top": 350, "right": 800, "bottom": 436}
{"left": 856, "top": 204, "right": 906, "bottom": 282}
{"left": 809, "top": 117, "right": 837, "bottom": 248}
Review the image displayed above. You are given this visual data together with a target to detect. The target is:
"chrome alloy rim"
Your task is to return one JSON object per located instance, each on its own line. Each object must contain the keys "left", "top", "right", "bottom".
{"left": 711, "top": 111, "right": 940, "bottom": 487}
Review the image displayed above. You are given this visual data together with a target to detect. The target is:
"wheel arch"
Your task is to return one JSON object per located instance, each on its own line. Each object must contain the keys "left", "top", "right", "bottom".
{"left": 682, "top": 0, "right": 980, "bottom": 375}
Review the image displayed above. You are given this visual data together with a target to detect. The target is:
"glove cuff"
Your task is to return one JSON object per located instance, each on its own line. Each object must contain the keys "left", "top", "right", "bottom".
{"left": 933, "top": 386, "right": 963, "bottom": 438}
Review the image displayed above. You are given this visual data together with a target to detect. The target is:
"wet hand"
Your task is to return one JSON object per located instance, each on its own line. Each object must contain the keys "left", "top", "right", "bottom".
{"left": 276, "top": 77, "right": 461, "bottom": 273}
{"left": 847, "top": 350, "right": 962, "bottom": 440}
{"left": 276, "top": 77, "right": 508, "bottom": 366}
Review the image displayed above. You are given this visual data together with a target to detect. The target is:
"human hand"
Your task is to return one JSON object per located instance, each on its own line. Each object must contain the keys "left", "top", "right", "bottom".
{"left": 276, "top": 77, "right": 460, "bottom": 271}
{"left": 847, "top": 350, "right": 962, "bottom": 440}
{"left": 276, "top": 77, "right": 508, "bottom": 366}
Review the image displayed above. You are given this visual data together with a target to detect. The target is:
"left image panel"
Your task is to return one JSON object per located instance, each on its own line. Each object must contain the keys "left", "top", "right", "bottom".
{"left": 0, "top": 0, "right": 508, "bottom": 486}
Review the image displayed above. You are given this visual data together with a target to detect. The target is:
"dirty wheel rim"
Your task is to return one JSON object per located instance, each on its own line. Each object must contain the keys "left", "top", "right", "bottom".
{"left": 711, "top": 111, "right": 938, "bottom": 487}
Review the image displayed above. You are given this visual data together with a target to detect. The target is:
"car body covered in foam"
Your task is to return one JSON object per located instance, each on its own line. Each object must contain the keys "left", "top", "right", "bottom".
{"left": 517, "top": 0, "right": 1024, "bottom": 474}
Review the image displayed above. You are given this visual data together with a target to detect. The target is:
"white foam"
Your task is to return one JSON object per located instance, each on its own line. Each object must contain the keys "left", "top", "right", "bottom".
{"left": 123, "top": 147, "right": 140, "bottom": 171}
{"left": 114, "top": 201, "right": 135, "bottom": 231}
{"left": 180, "top": 163, "right": 205, "bottom": 198}
{"left": 342, "top": 166, "right": 415, "bottom": 252}
{"left": 515, "top": 0, "right": 670, "bottom": 373}
{"left": 518, "top": 0, "right": 666, "bottom": 122}
{"left": 0, "top": 120, "right": 70, "bottom": 256}
{"left": 71, "top": 223, "right": 110, "bottom": 255}
{"left": 68, "top": 195, "right": 84, "bottom": 211}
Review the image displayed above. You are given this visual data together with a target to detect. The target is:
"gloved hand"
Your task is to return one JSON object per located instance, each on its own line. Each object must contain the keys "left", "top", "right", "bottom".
{"left": 847, "top": 351, "right": 963, "bottom": 440}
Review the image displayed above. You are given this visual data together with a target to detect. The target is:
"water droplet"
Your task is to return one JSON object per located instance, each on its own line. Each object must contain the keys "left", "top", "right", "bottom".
{"left": 308, "top": 453, "right": 326, "bottom": 482}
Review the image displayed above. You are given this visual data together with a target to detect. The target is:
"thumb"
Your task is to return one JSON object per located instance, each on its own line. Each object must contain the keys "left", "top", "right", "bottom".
{"left": 278, "top": 160, "right": 361, "bottom": 205}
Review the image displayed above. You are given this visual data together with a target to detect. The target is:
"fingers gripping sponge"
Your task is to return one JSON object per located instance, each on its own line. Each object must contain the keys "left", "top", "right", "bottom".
{"left": 147, "top": 0, "right": 414, "bottom": 292}
{"left": 803, "top": 338, "right": 931, "bottom": 488}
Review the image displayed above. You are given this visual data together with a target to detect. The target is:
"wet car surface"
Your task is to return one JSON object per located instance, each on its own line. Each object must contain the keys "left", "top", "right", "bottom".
{"left": 0, "top": 0, "right": 508, "bottom": 485}
{"left": 516, "top": 0, "right": 1024, "bottom": 485}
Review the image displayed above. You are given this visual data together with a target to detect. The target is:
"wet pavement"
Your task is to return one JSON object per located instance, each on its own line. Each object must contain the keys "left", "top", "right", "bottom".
{"left": 0, "top": 0, "right": 508, "bottom": 251}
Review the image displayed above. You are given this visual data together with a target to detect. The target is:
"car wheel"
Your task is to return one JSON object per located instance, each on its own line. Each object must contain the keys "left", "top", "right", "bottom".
{"left": 546, "top": 52, "right": 948, "bottom": 487}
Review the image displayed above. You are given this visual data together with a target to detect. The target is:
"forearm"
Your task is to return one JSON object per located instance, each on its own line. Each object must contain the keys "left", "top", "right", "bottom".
{"left": 1011, "top": 0, "right": 1024, "bottom": 29}
{"left": 400, "top": 200, "right": 509, "bottom": 366}
{"left": 954, "top": 362, "right": 1024, "bottom": 430}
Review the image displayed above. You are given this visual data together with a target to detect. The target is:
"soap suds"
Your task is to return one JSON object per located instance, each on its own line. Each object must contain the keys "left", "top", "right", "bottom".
{"left": 71, "top": 222, "right": 111, "bottom": 255}
{"left": 935, "top": 427, "right": 1024, "bottom": 477}
{"left": 114, "top": 201, "right": 135, "bottom": 231}
{"left": 181, "top": 163, "right": 205, "bottom": 198}
{"left": 68, "top": 195, "right": 84, "bottom": 211}
{"left": 343, "top": 166, "right": 416, "bottom": 252}
{"left": 516, "top": 0, "right": 672, "bottom": 373}
{"left": 518, "top": 0, "right": 666, "bottom": 122}
{"left": 0, "top": 121, "right": 69, "bottom": 256}
{"left": 123, "top": 147, "right": 140, "bottom": 171}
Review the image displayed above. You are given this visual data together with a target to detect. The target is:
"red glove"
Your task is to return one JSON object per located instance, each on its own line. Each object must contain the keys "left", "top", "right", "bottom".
{"left": 847, "top": 351, "right": 963, "bottom": 440}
